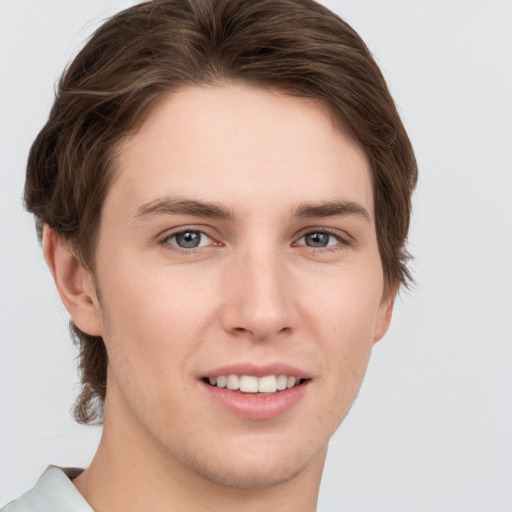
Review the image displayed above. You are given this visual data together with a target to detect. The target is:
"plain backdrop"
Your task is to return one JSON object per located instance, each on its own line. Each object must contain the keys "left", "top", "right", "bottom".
{"left": 1, "top": 1, "right": 511, "bottom": 510}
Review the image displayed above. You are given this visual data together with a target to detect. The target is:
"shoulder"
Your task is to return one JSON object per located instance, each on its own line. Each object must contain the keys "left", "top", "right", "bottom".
{"left": 1, "top": 466, "right": 92, "bottom": 512}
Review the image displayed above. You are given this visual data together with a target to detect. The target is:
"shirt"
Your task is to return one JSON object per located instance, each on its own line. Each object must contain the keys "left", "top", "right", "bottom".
{"left": 1, "top": 466, "right": 92, "bottom": 512}
{"left": 2, "top": 466, "right": 325, "bottom": 511}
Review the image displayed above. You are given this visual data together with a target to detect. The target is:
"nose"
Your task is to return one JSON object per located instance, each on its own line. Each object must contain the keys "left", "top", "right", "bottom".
{"left": 220, "top": 247, "right": 295, "bottom": 341}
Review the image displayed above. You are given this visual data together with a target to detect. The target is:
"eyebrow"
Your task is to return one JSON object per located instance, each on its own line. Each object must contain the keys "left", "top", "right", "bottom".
{"left": 135, "top": 197, "right": 234, "bottom": 220}
{"left": 292, "top": 200, "right": 370, "bottom": 222}
{"left": 134, "top": 196, "right": 370, "bottom": 223}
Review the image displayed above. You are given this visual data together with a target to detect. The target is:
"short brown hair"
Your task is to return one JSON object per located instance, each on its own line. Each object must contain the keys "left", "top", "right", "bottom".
{"left": 25, "top": 0, "right": 417, "bottom": 424}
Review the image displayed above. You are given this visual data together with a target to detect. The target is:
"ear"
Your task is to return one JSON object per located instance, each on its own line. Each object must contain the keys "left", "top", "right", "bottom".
{"left": 42, "top": 225, "right": 103, "bottom": 336}
{"left": 373, "top": 281, "right": 399, "bottom": 343}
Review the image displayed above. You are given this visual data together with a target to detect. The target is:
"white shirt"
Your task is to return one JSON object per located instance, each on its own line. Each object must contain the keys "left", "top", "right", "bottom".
{"left": 2, "top": 466, "right": 325, "bottom": 511}
{"left": 1, "top": 466, "right": 92, "bottom": 512}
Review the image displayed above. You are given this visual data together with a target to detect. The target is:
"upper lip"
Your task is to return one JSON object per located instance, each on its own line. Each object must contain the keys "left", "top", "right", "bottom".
{"left": 200, "top": 362, "right": 310, "bottom": 379}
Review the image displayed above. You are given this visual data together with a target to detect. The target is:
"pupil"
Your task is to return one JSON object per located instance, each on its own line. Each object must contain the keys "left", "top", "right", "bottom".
{"left": 306, "top": 232, "right": 329, "bottom": 247}
{"left": 176, "top": 231, "right": 200, "bottom": 248}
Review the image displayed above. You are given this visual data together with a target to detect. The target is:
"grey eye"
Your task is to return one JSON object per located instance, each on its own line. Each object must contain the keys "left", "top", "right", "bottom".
{"left": 297, "top": 231, "right": 340, "bottom": 248}
{"left": 304, "top": 232, "right": 332, "bottom": 247}
{"left": 172, "top": 230, "right": 209, "bottom": 249}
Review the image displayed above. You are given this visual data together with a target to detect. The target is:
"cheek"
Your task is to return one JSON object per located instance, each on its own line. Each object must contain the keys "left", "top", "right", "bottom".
{"left": 97, "top": 256, "right": 218, "bottom": 382}
{"left": 301, "top": 260, "right": 384, "bottom": 334}
{"left": 300, "top": 263, "right": 384, "bottom": 382}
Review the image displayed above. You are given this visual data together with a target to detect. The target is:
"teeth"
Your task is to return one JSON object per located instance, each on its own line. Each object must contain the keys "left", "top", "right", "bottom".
{"left": 207, "top": 374, "right": 302, "bottom": 393}
{"left": 258, "top": 375, "right": 277, "bottom": 393}
{"left": 240, "top": 375, "right": 259, "bottom": 393}
{"left": 226, "top": 374, "right": 239, "bottom": 390}
{"left": 276, "top": 375, "right": 287, "bottom": 390}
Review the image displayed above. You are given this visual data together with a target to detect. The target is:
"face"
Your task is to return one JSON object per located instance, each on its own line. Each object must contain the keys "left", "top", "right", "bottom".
{"left": 82, "top": 84, "right": 393, "bottom": 488}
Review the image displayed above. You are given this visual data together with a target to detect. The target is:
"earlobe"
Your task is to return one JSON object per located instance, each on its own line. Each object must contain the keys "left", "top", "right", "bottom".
{"left": 373, "top": 282, "right": 399, "bottom": 343}
{"left": 42, "top": 225, "right": 103, "bottom": 336}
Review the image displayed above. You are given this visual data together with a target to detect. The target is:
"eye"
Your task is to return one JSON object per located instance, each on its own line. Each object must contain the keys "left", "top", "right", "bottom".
{"left": 165, "top": 230, "right": 213, "bottom": 249}
{"left": 296, "top": 231, "right": 343, "bottom": 249}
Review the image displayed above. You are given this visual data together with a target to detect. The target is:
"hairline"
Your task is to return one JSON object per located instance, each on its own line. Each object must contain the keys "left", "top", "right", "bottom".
{"left": 82, "top": 80, "right": 374, "bottom": 264}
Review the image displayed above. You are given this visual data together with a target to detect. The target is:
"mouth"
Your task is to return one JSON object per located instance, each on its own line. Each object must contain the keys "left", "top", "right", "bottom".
{"left": 199, "top": 363, "right": 311, "bottom": 420}
{"left": 202, "top": 374, "right": 308, "bottom": 395}
{"left": 200, "top": 368, "right": 310, "bottom": 420}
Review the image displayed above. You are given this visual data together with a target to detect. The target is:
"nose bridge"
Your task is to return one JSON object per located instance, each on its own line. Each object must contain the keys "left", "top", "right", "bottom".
{"left": 221, "top": 242, "right": 293, "bottom": 340}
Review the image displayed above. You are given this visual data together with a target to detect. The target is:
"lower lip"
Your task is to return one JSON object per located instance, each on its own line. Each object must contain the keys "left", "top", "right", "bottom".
{"left": 201, "top": 380, "right": 308, "bottom": 420}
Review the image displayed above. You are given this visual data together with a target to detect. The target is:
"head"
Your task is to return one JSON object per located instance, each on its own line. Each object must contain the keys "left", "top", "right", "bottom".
{"left": 25, "top": 0, "right": 416, "bottom": 472}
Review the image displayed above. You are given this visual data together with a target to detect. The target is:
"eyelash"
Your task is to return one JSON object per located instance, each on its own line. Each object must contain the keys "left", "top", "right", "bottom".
{"left": 294, "top": 229, "right": 352, "bottom": 252}
{"left": 158, "top": 227, "right": 352, "bottom": 255}
{"left": 159, "top": 227, "right": 218, "bottom": 254}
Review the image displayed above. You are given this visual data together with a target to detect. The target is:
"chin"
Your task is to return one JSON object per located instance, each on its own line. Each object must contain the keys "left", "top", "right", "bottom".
{"left": 176, "top": 433, "right": 327, "bottom": 490}
{"left": 189, "top": 453, "right": 311, "bottom": 489}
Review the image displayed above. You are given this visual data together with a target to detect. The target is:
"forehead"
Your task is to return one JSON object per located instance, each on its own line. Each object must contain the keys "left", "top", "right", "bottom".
{"left": 111, "top": 84, "right": 373, "bottom": 219}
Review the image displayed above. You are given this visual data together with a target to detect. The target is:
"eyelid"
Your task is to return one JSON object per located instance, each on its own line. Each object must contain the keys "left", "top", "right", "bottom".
{"left": 158, "top": 224, "right": 217, "bottom": 240}
{"left": 156, "top": 225, "right": 353, "bottom": 254}
{"left": 158, "top": 225, "right": 220, "bottom": 252}
{"left": 293, "top": 227, "right": 353, "bottom": 246}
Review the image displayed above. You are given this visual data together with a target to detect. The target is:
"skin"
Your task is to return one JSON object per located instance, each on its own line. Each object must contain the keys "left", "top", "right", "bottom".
{"left": 44, "top": 84, "right": 395, "bottom": 512}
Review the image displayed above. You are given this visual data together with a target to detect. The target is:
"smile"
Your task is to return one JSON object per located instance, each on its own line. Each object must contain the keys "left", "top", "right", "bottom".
{"left": 201, "top": 370, "right": 309, "bottom": 420}
{"left": 206, "top": 374, "right": 303, "bottom": 394}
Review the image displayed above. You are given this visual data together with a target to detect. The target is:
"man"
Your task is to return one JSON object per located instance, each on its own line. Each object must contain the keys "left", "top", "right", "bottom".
{"left": 3, "top": 0, "right": 417, "bottom": 510}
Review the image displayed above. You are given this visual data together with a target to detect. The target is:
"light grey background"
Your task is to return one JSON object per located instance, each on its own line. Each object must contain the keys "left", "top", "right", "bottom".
{"left": 1, "top": 1, "right": 511, "bottom": 510}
